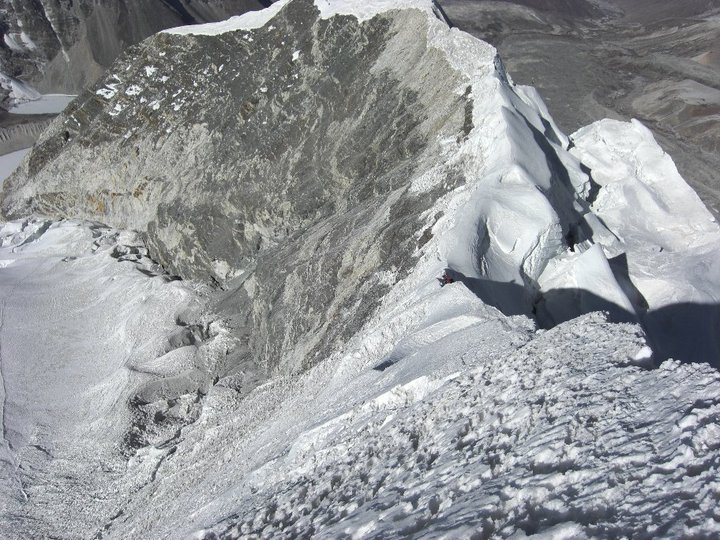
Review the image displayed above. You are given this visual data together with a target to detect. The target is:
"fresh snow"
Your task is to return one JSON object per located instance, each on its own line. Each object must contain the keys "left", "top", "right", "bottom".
{"left": 2, "top": 0, "right": 720, "bottom": 537}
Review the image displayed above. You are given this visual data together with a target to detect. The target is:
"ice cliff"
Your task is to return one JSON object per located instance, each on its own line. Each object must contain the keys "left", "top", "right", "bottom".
{"left": 0, "top": 0, "right": 719, "bottom": 538}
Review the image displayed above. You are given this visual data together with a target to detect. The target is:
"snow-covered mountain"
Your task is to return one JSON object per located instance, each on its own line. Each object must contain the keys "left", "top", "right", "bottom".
{"left": 1, "top": 0, "right": 719, "bottom": 537}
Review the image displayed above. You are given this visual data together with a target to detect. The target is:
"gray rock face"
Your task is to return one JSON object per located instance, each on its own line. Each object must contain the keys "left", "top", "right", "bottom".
{"left": 0, "top": 0, "right": 270, "bottom": 97}
{"left": 3, "top": 0, "right": 474, "bottom": 375}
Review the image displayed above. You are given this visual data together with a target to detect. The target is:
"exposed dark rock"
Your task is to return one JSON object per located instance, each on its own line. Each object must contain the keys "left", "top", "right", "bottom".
{"left": 3, "top": 0, "right": 475, "bottom": 374}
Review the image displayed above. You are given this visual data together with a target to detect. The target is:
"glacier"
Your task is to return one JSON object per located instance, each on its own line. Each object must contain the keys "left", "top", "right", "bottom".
{"left": 0, "top": 0, "right": 719, "bottom": 537}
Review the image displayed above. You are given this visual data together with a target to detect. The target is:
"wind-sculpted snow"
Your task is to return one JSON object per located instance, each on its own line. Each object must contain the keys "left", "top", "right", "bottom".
{"left": 0, "top": 0, "right": 719, "bottom": 537}
{"left": 566, "top": 119, "right": 720, "bottom": 363}
{"left": 194, "top": 314, "right": 720, "bottom": 538}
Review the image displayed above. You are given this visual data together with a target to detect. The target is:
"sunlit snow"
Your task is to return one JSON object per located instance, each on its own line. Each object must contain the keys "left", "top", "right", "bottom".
{"left": 1, "top": 0, "right": 719, "bottom": 538}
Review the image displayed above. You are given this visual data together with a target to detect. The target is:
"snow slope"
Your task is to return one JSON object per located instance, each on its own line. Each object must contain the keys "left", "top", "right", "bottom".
{"left": 191, "top": 314, "right": 720, "bottom": 539}
{"left": 0, "top": 0, "right": 719, "bottom": 537}
{"left": 163, "top": 0, "right": 447, "bottom": 35}
{"left": 1, "top": 219, "right": 718, "bottom": 538}
{"left": 0, "top": 219, "right": 217, "bottom": 538}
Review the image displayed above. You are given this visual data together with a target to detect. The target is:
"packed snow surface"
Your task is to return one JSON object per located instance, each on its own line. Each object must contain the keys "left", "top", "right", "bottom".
{"left": 1, "top": 220, "right": 719, "bottom": 538}
{"left": 190, "top": 312, "right": 720, "bottom": 539}
{"left": 1, "top": 0, "right": 720, "bottom": 537}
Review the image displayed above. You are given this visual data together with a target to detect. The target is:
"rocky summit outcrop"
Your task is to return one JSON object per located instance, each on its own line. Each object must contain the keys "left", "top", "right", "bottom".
{"left": 3, "top": 0, "right": 719, "bottom": 382}
{"left": 1, "top": 2, "right": 720, "bottom": 538}
{"left": 0, "top": 0, "right": 270, "bottom": 100}
{"left": 3, "top": 0, "right": 489, "bottom": 377}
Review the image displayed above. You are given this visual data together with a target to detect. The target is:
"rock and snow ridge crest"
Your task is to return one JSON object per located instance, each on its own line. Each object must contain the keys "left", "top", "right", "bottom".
{"left": 165, "top": 0, "right": 449, "bottom": 35}
{"left": 1, "top": 0, "right": 720, "bottom": 538}
{"left": 3, "top": 0, "right": 720, "bottom": 366}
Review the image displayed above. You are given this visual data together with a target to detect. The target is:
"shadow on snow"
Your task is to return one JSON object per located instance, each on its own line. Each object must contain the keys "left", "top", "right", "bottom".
{"left": 441, "top": 267, "right": 720, "bottom": 369}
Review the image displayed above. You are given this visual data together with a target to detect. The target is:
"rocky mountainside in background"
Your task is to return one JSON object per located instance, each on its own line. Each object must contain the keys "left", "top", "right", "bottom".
{"left": 0, "top": 0, "right": 270, "bottom": 103}
{"left": 1, "top": 1, "right": 719, "bottom": 537}
{"left": 442, "top": 0, "right": 720, "bottom": 217}
{"left": 4, "top": 0, "right": 719, "bottom": 375}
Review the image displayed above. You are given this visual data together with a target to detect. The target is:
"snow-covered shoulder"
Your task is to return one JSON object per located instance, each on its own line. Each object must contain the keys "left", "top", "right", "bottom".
{"left": 165, "top": 0, "right": 448, "bottom": 36}
{"left": 164, "top": 0, "right": 292, "bottom": 35}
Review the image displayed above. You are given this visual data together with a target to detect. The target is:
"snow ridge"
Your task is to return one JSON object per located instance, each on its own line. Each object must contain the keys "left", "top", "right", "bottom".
{"left": 0, "top": 0, "right": 719, "bottom": 537}
{"left": 201, "top": 315, "right": 720, "bottom": 539}
{"left": 164, "top": 0, "right": 445, "bottom": 35}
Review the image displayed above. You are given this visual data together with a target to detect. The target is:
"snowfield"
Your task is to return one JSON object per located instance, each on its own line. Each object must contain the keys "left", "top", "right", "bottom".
{"left": 0, "top": 219, "right": 208, "bottom": 538}
{"left": 0, "top": 220, "right": 719, "bottom": 539}
{"left": 1, "top": 0, "right": 719, "bottom": 538}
